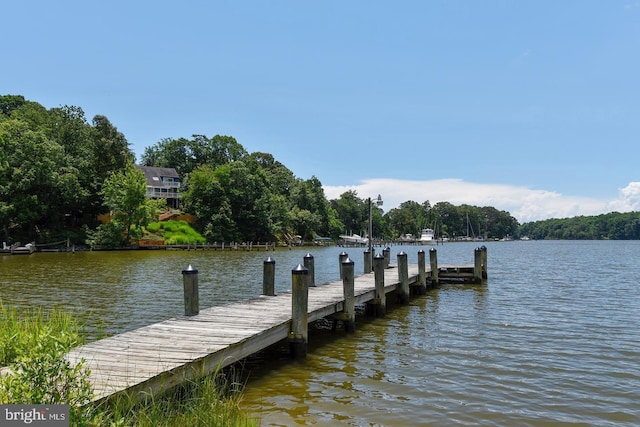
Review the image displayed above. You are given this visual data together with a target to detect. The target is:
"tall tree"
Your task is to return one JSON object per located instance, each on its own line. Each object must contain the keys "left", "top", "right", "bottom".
{"left": 100, "top": 163, "right": 149, "bottom": 245}
{"left": 330, "top": 190, "right": 364, "bottom": 235}
{"left": 0, "top": 120, "right": 67, "bottom": 242}
{"left": 141, "top": 134, "right": 248, "bottom": 178}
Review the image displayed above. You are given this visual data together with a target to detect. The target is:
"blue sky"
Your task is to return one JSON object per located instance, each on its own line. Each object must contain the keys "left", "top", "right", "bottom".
{"left": 4, "top": 1, "right": 640, "bottom": 222}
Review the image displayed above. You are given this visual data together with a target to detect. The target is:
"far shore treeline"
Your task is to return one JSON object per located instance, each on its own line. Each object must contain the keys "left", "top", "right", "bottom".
{"left": 2, "top": 94, "right": 639, "bottom": 247}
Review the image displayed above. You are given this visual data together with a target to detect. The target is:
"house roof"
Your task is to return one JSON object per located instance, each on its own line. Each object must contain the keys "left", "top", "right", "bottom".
{"left": 136, "top": 166, "right": 180, "bottom": 186}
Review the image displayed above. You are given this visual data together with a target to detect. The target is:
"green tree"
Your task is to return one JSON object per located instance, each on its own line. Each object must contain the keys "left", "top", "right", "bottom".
{"left": 141, "top": 134, "right": 248, "bottom": 177}
{"left": 330, "top": 190, "right": 364, "bottom": 235}
{"left": 183, "top": 160, "right": 273, "bottom": 242}
{"left": 0, "top": 95, "right": 27, "bottom": 116}
{"left": 97, "top": 163, "right": 150, "bottom": 246}
{"left": 0, "top": 119, "right": 67, "bottom": 242}
{"left": 90, "top": 115, "right": 135, "bottom": 215}
{"left": 386, "top": 201, "right": 424, "bottom": 238}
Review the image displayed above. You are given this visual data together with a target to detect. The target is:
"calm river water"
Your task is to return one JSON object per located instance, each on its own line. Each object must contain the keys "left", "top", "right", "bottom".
{"left": 1, "top": 241, "right": 639, "bottom": 426}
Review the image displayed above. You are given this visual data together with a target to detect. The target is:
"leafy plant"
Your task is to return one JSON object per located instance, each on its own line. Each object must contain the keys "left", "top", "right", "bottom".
{"left": 0, "top": 302, "right": 93, "bottom": 422}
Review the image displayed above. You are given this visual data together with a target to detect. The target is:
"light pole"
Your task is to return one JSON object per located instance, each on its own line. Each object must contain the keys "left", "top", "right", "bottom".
{"left": 368, "top": 194, "right": 383, "bottom": 259}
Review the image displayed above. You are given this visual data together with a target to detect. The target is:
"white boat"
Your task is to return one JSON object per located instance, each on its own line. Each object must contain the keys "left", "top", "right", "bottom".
{"left": 339, "top": 234, "right": 369, "bottom": 245}
{"left": 419, "top": 228, "right": 436, "bottom": 245}
{"left": 10, "top": 242, "right": 36, "bottom": 254}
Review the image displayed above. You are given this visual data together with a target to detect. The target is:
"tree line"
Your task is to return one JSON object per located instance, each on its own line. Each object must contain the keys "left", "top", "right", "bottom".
{"left": 3, "top": 94, "right": 637, "bottom": 246}
{"left": 518, "top": 212, "right": 640, "bottom": 240}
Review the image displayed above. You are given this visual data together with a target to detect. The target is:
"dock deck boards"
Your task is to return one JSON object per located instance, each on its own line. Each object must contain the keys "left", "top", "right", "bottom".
{"left": 66, "top": 263, "right": 474, "bottom": 402}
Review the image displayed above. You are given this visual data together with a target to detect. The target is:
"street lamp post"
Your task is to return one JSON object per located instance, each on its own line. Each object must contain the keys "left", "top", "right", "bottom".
{"left": 368, "top": 194, "right": 383, "bottom": 270}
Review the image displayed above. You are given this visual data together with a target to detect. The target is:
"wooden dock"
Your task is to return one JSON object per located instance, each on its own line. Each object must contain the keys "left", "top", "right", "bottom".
{"left": 65, "top": 248, "right": 487, "bottom": 403}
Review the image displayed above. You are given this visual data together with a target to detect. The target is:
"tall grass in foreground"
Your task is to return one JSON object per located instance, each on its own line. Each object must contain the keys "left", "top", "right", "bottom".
{"left": 0, "top": 302, "right": 258, "bottom": 426}
{"left": 0, "top": 301, "right": 93, "bottom": 420}
{"left": 93, "top": 370, "right": 258, "bottom": 427}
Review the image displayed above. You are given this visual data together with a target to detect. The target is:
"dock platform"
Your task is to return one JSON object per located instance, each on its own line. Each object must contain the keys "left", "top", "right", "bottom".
{"left": 65, "top": 249, "right": 487, "bottom": 403}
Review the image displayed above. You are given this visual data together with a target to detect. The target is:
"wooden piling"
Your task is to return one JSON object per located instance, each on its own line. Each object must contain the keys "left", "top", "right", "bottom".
{"left": 474, "top": 247, "right": 482, "bottom": 283}
{"left": 289, "top": 264, "right": 309, "bottom": 358}
{"left": 417, "top": 249, "right": 427, "bottom": 294}
{"left": 383, "top": 246, "right": 391, "bottom": 268}
{"left": 339, "top": 251, "right": 348, "bottom": 280}
{"left": 373, "top": 253, "right": 386, "bottom": 318}
{"left": 304, "top": 253, "right": 316, "bottom": 287}
{"left": 397, "top": 251, "right": 409, "bottom": 304}
{"left": 341, "top": 256, "right": 356, "bottom": 332}
{"left": 262, "top": 256, "right": 276, "bottom": 296}
{"left": 181, "top": 265, "right": 199, "bottom": 316}
{"left": 481, "top": 245, "right": 488, "bottom": 282}
{"left": 429, "top": 248, "right": 439, "bottom": 285}
{"left": 364, "top": 249, "right": 372, "bottom": 274}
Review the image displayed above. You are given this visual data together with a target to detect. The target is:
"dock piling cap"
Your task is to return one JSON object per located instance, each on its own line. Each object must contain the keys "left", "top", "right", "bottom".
{"left": 292, "top": 264, "right": 309, "bottom": 275}
{"left": 182, "top": 264, "right": 198, "bottom": 274}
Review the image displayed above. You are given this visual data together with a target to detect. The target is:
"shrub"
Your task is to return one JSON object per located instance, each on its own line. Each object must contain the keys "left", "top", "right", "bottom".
{"left": 0, "top": 303, "right": 93, "bottom": 422}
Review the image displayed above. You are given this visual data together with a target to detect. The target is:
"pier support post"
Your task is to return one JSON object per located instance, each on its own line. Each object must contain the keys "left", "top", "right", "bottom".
{"left": 341, "top": 256, "right": 356, "bottom": 332}
{"left": 474, "top": 247, "right": 483, "bottom": 283}
{"left": 181, "top": 265, "right": 199, "bottom": 316}
{"left": 364, "top": 249, "right": 372, "bottom": 274}
{"left": 262, "top": 256, "right": 276, "bottom": 296}
{"left": 429, "top": 248, "right": 439, "bottom": 285}
{"left": 481, "top": 245, "right": 488, "bottom": 283}
{"left": 383, "top": 246, "right": 391, "bottom": 268}
{"left": 417, "top": 249, "right": 427, "bottom": 294}
{"left": 304, "top": 253, "right": 316, "bottom": 287}
{"left": 397, "top": 251, "right": 409, "bottom": 304}
{"left": 373, "top": 253, "right": 386, "bottom": 318}
{"left": 290, "top": 264, "right": 309, "bottom": 358}
{"left": 339, "top": 251, "right": 348, "bottom": 280}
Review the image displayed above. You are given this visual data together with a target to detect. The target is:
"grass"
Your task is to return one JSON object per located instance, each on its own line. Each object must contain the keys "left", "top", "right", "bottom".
{"left": 145, "top": 220, "right": 206, "bottom": 245}
{"left": 0, "top": 301, "right": 258, "bottom": 426}
{"left": 92, "top": 370, "right": 258, "bottom": 427}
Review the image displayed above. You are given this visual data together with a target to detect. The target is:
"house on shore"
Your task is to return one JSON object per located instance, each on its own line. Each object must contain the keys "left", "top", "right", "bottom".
{"left": 136, "top": 166, "right": 181, "bottom": 209}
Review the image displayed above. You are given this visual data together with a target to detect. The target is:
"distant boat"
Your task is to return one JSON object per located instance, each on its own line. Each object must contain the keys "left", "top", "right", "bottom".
{"left": 398, "top": 233, "right": 415, "bottom": 242}
{"left": 10, "top": 242, "right": 36, "bottom": 255}
{"left": 419, "top": 228, "right": 436, "bottom": 245}
{"left": 339, "top": 234, "right": 369, "bottom": 245}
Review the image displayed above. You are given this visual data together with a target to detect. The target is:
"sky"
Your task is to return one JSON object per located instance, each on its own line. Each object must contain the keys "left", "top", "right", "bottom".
{"left": 3, "top": 1, "right": 640, "bottom": 223}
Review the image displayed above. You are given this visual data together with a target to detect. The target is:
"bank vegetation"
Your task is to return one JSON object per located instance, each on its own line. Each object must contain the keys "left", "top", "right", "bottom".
{"left": 2, "top": 94, "right": 638, "bottom": 246}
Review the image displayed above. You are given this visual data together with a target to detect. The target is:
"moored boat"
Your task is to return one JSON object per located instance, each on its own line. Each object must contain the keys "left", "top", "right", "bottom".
{"left": 10, "top": 242, "right": 36, "bottom": 254}
{"left": 339, "top": 234, "right": 369, "bottom": 245}
{"left": 419, "top": 228, "right": 436, "bottom": 245}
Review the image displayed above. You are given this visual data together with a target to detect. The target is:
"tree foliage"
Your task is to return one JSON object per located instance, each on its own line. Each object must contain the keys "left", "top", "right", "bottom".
{"left": 0, "top": 94, "right": 135, "bottom": 244}
{"left": 518, "top": 212, "right": 640, "bottom": 240}
{"left": 5, "top": 94, "right": 640, "bottom": 246}
{"left": 140, "top": 134, "right": 247, "bottom": 177}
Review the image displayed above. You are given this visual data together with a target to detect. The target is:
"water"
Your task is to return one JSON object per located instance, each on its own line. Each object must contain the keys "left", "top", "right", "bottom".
{"left": 1, "top": 241, "right": 639, "bottom": 426}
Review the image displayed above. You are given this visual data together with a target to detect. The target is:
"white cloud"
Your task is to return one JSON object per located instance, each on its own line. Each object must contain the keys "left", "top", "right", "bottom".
{"left": 323, "top": 179, "right": 640, "bottom": 223}
{"left": 606, "top": 182, "right": 640, "bottom": 212}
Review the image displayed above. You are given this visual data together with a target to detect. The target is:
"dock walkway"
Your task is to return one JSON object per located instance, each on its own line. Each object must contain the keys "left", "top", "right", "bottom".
{"left": 66, "top": 252, "right": 485, "bottom": 403}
